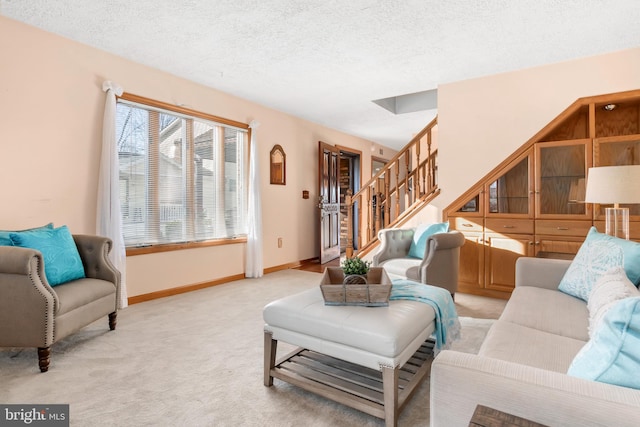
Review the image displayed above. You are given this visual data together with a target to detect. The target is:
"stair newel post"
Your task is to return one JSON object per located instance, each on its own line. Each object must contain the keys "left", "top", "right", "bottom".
{"left": 345, "top": 189, "right": 354, "bottom": 258}
{"left": 426, "top": 131, "right": 432, "bottom": 193}
{"left": 405, "top": 151, "right": 411, "bottom": 208}
{"left": 384, "top": 170, "right": 391, "bottom": 226}
{"left": 366, "top": 186, "right": 372, "bottom": 241}
{"left": 395, "top": 161, "right": 401, "bottom": 220}
{"left": 415, "top": 139, "right": 421, "bottom": 197}
{"left": 374, "top": 179, "right": 381, "bottom": 236}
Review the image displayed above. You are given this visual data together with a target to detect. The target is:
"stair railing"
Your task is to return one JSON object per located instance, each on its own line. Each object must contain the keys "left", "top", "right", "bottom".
{"left": 345, "top": 117, "right": 439, "bottom": 257}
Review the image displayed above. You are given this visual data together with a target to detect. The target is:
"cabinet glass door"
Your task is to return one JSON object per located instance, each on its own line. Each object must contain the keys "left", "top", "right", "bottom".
{"left": 536, "top": 140, "right": 591, "bottom": 218}
{"left": 486, "top": 151, "right": 532, "bottom": 216}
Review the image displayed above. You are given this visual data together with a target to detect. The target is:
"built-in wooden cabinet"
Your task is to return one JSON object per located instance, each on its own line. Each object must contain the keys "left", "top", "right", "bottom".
{"left": 445, "top": 90, "right": 640, "bottom": 299}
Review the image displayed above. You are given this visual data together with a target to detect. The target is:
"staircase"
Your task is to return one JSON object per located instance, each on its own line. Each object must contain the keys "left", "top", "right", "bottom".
{"left": 345, "top": 117, "right": 440, "bottom": 258}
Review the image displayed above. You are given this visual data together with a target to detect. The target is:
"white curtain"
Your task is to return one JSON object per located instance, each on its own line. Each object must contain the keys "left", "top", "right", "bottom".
{"left": 98, "top": 81, "right": 128, "bottom": 308}
{"left": 245, "top": 120, "right": 263, "bottom": 278}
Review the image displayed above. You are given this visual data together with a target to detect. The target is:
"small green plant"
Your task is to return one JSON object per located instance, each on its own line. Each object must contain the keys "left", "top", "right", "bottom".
{"left": 341, "top": 256, "right": 371, "bottom": 275}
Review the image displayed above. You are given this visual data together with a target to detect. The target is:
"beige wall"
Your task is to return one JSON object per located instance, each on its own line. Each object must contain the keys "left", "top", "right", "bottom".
{"left": 434, "top": 47, "right": 640, "bottom": 214}
{"left": 0, "top": 16, "right": 397, "bottom": 298}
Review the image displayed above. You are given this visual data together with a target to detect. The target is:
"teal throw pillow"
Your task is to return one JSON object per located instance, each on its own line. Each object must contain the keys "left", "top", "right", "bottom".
{"left": 558, "top": 227, "right": 640, "bottom": 301}
{"left": 568, "top": 297, "right": 640, "bottom": 390}
{"left": 10, "top": 225, "right": 85, "bottom": 286}
{"left": 0, "top": 223, "right": 53, "bottom": 246}
{"left": 407, "top": 222, "right": 449, "bottom": 259}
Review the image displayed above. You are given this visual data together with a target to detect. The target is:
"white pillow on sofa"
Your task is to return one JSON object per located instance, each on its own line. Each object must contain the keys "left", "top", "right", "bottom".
{"left": 588, "top": 267, "right": 640, "bottom": 338}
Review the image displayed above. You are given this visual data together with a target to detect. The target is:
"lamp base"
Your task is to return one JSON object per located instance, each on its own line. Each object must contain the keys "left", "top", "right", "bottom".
{"left": 605, "top": 207, "right": 629, "bottom": 240}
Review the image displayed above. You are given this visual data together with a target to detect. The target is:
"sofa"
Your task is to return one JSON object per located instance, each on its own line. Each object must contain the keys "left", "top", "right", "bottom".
{"left": 430, "top": 256, "right": 640, "bottom": 426}
{"left": 372, "top": 227, "right": 465, "bottom": 296}
{"left": 0, "top": 232, "right": 120, "bottom": 372}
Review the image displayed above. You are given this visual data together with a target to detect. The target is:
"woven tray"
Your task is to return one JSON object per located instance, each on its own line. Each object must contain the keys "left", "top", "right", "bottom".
{"left": 320, "top": 267, "right": 392, "bottom": 306}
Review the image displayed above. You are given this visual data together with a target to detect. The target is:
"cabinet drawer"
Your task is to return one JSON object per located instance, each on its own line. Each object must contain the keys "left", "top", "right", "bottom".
{"left": 449, "top": 217, "right": 484, "bottom": 232}
{"left": 485, "top": 218, "right": 533, "bottom": 234}
{"left": 594, "top": 220, "right": 640, "bottom": 241}
{"left": 535, "top": 220, "right": 592, "bottom": 237}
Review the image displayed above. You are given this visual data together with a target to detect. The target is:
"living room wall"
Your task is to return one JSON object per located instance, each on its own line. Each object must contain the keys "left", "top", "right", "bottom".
{"left": 434, "top": 46, "right": 640, "bottom": 213}
{"left": 0, "top": 16, "right": 398, "bottom": 298}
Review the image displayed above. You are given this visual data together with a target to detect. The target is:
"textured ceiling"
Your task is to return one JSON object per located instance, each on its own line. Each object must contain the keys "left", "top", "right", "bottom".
{"left": 2, "top": 0, "right": 640, "bottom": 149}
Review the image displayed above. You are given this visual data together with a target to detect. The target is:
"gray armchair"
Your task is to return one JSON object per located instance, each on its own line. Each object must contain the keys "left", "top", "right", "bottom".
{"left": 372, "top": 229, "right": 465, "bottom": 296}
{"left": 0, "top": 234, "right": 120, "bottom": 372}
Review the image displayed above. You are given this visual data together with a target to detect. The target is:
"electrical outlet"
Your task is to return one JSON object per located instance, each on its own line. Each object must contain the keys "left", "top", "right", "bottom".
{"left": 277, "top": 237, "right": 283, "bottom": 248}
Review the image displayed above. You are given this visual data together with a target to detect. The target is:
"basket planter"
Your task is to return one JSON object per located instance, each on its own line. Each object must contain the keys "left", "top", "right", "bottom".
{"left": 320, "top": 267, "right": 392, "bottom": 306}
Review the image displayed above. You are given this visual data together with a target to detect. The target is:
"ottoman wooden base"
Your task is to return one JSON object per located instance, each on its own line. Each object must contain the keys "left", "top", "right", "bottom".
{"left": 264, "top": 332, "right": 434, "bottom": 427}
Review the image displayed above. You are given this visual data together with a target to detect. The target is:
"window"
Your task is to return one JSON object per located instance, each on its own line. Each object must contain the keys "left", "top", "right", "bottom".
{"left": 116, "top": 94, "right": 249, "bottom": 248}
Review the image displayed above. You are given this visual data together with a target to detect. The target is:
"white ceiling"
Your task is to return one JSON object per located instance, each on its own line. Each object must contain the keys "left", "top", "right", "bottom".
{"left": 2, "top": 0, "right": 640, "bottom": 149}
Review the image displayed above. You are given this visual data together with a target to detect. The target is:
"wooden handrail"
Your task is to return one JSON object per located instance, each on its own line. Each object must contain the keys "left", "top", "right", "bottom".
{"left": 345, "top": 117, "right": 439, "bottom": 257}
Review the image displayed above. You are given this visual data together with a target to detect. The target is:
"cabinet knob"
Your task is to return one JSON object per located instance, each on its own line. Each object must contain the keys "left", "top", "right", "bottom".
{"left": 528, "top": 241, "right": 534, "bottom": 245}
{"left": 503, "top": 225, "right": 515, "bottom": 229}
{"left": 535, "top": 241, "right": 540, "bottom": 245}
{"left": 557, "top": 227, "right": 569, "bottom": 231}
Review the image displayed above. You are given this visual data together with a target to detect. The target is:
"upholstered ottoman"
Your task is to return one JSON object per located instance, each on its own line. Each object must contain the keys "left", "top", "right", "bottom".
{"left": 263, "top": 287, "right": 436, "bottom": 427}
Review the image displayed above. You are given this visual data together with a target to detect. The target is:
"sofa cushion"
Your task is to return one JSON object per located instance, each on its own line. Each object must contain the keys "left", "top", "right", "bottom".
{"left": 407, "top": 222, "right": 449, "bottom": 259}
{"left": 479, "top": 321, "right": 587, "bottom": 373}
{"left": 558, "top": 227, "right": 640, "bottom": 301}
{"left": 588, "top": 266, "right": 640, "bottom": 338}
{"left": 54, "top": 278, "right": 117, "bottom": 315}
{"left": 378, "top": 257, "right": 420, "bottom": 281}
{"left": 501, "top": 286, "right": 589, "bottom": 341}
{"left": 10, "top": 225, "right": 86, "bottom": 286}
{"left": 0, "top": 223, "right": 53, "bottom": 246}
{"left": 568, "top": 297, "right": 640, "bottom": 390}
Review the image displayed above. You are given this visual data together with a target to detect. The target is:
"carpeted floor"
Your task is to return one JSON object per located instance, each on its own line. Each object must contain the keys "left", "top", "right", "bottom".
{"left": 0, "top": 270, "right": 504, "bottom": 426}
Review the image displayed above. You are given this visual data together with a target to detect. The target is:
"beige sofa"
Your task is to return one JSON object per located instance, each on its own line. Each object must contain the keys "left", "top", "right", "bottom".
{"left": 430, "top": 257, "right": 640, "bottom": 426}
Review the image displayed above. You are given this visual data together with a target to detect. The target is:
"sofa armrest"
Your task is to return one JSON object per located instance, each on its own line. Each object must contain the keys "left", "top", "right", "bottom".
{"left": 0, "top": 246, "right": 57, "bottom": 347}
{"left": 419, "top": 231, "right": 465, "bottom": 289}
{"left": 431, "top": 350, "right": 640, "bottom": 427}
{"left": 372, "top": 228, "right": 414, "bottom": 265}
{"left": 515, "top": 257, "right": 572, "bottom": 290}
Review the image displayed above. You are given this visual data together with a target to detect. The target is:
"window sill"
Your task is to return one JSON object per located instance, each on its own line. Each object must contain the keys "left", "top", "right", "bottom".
{"left": 126, "top": 237, "right": 248, "bottom": 256}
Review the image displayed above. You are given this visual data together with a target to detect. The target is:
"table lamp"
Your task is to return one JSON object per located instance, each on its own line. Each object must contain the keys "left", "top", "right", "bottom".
{"left": 585, "top": 165, "right": 640, "bottom": 240}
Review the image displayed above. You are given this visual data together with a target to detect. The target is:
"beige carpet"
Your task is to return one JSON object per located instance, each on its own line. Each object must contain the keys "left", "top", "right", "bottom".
{"left": 0, "top": 270, "right": 502, "bottom": 426}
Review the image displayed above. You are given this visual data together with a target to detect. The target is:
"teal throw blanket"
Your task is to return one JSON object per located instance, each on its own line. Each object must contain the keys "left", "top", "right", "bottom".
{"left": 390, "top": 280, "right": 461, "bottom": 354}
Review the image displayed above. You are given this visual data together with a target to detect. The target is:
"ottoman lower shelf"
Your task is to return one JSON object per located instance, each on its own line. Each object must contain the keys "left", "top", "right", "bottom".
{"left": 265, "top": 333, "right": 434, "bottom": 426}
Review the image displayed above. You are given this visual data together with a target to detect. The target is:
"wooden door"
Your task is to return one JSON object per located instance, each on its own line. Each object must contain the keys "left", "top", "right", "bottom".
{"left": 319, "top": 141, "right": 341, "bottom": 264}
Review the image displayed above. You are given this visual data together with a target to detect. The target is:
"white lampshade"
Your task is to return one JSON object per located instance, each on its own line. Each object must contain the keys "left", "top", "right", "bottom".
{"left": 585, "top": 165, "right": 640, "bottom": 204}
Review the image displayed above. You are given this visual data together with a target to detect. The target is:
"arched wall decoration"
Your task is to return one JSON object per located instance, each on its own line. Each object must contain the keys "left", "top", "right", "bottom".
{"left": 270, "top": 144, "right": 286, "bottom": 185}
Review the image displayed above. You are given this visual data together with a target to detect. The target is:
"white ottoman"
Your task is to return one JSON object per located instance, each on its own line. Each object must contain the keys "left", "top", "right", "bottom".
{"left": 263, "top": 287, "right": 436, "bottom": 427}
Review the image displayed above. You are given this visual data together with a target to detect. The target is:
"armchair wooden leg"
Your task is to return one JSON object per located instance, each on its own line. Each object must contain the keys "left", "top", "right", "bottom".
{"left": 108, "top": 312, "right": 117, "bottom": 330}
{"left": 37, "top": 347, "right": 50, "bottom": 373}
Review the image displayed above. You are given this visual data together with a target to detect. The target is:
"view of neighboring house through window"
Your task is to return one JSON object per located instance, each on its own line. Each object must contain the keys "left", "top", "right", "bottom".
{"left": 116, "top": 97, "right": 249, "bottom": 247}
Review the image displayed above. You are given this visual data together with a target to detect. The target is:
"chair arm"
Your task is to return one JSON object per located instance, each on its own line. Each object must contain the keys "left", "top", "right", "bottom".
{"left": 0, "top": 246, "right": 57, "bottom": 347}
{"left": 515, "top": 257, "right": 571, "bottom": 290}
{"left": 419, "top": 231, "right": 465, "bottom": 289}
{"left": 372, "top": 228, "right": 414, "bottom": 265}
{"left": 73, "top": 234, "right": 121, "bottom": 295}
{"left": 431, "top": 350, "right": 640, "bottom": 427}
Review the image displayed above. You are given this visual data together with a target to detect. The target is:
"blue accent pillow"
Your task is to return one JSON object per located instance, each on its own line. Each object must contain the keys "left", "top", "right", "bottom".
{"left": 0, "top": 223, "right": 54, "bottom": 246}
{"left": 558, "top": 227, "right": 640, "bottom": 301}
{"left": 10, "top": 225, "right": 85, "bottom": 286}
{"left": 568, "top": 296, "right": 640, "bottom": 390}
{"left": 407, "top": 222, "right": 449, "bottom": 259}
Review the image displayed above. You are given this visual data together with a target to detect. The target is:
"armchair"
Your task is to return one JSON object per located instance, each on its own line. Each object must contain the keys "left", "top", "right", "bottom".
{"left": 0, "top": 234, "right": 120, "bottom": 372}
{"left": 372, "top": 228, "right": 465, "bottom": 296}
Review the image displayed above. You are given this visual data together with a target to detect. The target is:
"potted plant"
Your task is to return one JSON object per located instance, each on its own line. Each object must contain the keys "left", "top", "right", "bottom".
{"left": 341, "top": 256, "right": 371, "bottom": 284}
